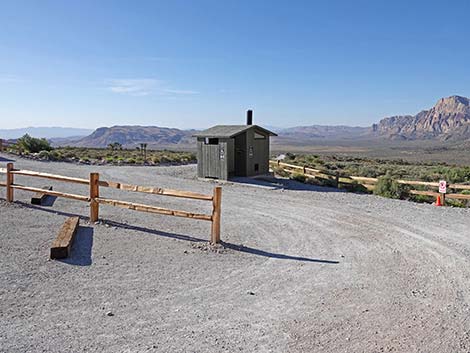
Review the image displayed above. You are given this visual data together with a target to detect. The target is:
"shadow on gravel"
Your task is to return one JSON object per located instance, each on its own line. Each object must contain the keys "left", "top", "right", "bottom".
{"left": 0, "top": 156, "right": 15, "bottom": 162}
{"left": 40, "top": 195, "right": 57, "bottom": 207}
{"left": 59, "top": 226, "right": 94, "bottom": 266}
{"left": 221, "top": 242, "right": 340, "bottom": 264}
{"left": 15, "top": 203, "right": 339, "bottom": 265}
{"left": 230, "top": 177, "right": 344, "bottom": 193}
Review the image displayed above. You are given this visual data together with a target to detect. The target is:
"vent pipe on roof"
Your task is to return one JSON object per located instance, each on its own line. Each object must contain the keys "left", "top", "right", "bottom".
{"left": 246, "top": 110, "right": 253, "bottom": 125}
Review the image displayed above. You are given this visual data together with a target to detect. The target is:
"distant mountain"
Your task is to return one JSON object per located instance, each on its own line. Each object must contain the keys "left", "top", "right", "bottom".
{"left": 0, "top": 127, "right": 93, "bottom": 139}
{"left": 278, "top": 125, "right": 370, "bottom": 139}
{"left": 73, "top": 125, "right": 194, "bottom": 148}
{"left": 373, "top": 95, "right": 470, "bottom": 140}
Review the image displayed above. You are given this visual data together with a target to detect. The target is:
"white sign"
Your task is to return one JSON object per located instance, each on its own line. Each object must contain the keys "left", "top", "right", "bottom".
{"left": 248, "top": 146, "right": 254, "bottom": 158}
{"left": 439, "top": 180, "right": 447, "bottom": 194}
{"left": 219, "top": 147, "right": 225, "bottom": 160}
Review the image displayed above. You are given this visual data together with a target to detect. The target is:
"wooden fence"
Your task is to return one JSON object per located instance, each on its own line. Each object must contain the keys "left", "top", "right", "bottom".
{"left": 270, "top": 160, "right": 470, "bottom": 203}
{"left": 0, "top": 163, "right": 222, "bottom": 243}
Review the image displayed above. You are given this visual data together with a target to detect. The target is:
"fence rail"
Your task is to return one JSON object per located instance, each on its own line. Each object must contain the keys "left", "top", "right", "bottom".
{"left": 0, "top": 163, "right": 222, "bottom": 243}
{"left": 270, "top": 160, "right": 470, "bottom": 203}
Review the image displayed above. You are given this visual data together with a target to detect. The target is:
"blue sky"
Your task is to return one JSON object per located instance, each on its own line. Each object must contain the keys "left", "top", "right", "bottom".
{"left": 0, "top": 0, "right": 469, "bottom": 130}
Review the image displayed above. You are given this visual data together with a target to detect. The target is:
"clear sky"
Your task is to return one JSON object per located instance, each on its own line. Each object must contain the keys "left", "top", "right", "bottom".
{"left": 1, "top": 0, "right": 469, "bottom": 130}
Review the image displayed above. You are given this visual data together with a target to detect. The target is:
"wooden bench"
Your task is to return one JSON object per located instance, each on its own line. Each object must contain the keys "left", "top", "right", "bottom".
{"left": 31, "top": 186, "right": 53, "bottom": 205}
{"left": 50, "top": 217, "right": 80, "bottom": 259}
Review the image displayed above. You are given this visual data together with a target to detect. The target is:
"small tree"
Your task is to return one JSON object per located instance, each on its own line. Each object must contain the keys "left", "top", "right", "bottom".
{"left": 17, "top": 134, "right": 52, "bottom": 153}
{"left": 108, "top": 142, "right": 122, "bottom": 151}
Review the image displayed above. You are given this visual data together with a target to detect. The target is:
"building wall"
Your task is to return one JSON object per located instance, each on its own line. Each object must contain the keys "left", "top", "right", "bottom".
{"left": 196, "top": 137, "right": 231, "bottom": 180}
{"left": 245, "top": 128, "right": 270, "bottom": 176}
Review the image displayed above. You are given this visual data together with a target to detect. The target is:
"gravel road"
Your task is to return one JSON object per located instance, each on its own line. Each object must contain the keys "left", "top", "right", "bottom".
{"left": 1, "top": 154, "right": 470, "bottom": 353}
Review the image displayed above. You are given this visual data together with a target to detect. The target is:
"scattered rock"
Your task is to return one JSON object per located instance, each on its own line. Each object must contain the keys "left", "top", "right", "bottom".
{"left": 106, "top": 311, "right": 114, "bottom": 317}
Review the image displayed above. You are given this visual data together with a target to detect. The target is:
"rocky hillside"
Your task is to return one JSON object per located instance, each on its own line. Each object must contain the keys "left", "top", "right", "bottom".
{"left": 74, "top": 125, "right": 194, "bottom": 148}
{"left": 373, "top": 96, "right": 470, "bottom": 140}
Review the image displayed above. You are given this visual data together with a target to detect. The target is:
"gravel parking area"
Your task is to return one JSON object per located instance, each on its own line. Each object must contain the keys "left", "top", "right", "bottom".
{"left": 1, "top": 154, "right": 470, "bottom": 353}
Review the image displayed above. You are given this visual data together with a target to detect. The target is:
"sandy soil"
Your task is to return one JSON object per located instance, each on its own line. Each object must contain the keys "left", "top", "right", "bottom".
{"left": 1, "top": 154, "right": 470, "bottom": 353}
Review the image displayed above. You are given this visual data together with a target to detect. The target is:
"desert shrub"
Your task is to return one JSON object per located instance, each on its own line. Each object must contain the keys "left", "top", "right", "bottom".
{"left": 17, "top": 134, "right": 52, "bottom": 153}
{"left": 409, "top": 194, "right": 433, "bottom": 204}
{"left": 373, "top": 174, "right": 409, "bottom": 199}
{"left": 291, "top": 173, "right": 307, "bottom": 183}
{"left": 340, "top": 181, "right": 369, "bottom": 193}
{"left": 126, "top": 158, "right": 136, "bottom": 164}
{"left": 48, "top": 150, "right": 62, "bottom": 161}
{"left": 37, "top": 150, "right": 51, "bottom": 160}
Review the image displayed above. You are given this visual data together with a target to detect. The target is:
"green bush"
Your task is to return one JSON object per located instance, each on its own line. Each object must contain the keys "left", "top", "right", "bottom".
{"left": 373, "top": 174, "right": 409, "bottom": 199}
{"left": 37, "top": 150, "right": 51, "bottom": 160}
{"left": 291, "top": 173, "right": 307, "bottom": 183}
{"left": 17, "top": 134, "right": 52, "bottom": 153}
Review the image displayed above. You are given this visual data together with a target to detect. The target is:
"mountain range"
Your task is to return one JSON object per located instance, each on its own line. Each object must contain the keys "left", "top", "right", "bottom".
{"left": 2, "top": 95, "right": 470, "bottom": 148}
{"left": 0, "top": 127, "right": 93, "bottom": 139}
{"left": 372, "top": 95, "right": 470, "bottom": 140}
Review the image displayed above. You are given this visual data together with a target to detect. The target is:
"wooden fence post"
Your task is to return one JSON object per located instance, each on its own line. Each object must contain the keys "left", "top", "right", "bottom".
{"left": 0, "top": 139, "right": 3, "bottom": 152}
{"left": 90, "top": 173, "right": 99, "bottom": 222}
{"left": 210, "top": 186, "right": 222, "bottom": 244}
{"left": 6, "top": 162, "right": 13, "bottom": 202}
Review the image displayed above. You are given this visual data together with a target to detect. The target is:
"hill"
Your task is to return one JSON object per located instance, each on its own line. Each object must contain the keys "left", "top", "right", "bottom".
{"left": 373, "top": 95, "right": 470, "bottom": 140}
{"left": 276, "top": 125, "right": 370, "bottom": 140}
{"left": 0, "top": 127, "right": 93, "bottom": 139}
{"left": 73, "top": 125, "right": 194, "bottom": 148}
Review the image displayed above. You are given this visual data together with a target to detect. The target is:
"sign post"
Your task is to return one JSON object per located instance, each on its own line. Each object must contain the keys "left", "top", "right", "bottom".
{"left": 439, "top": 180, "right": 447, "bottom": 206}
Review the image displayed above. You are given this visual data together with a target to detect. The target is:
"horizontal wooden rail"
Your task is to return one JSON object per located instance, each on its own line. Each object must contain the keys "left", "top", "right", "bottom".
{"left": 11, "top": 184, "right": 89, "bottom": 202}
{"left": 271, "top": 159, "right": 470, "bottom": 204}
{"left": 408, "top": 190, "right": 439, "bottom": 197}
{"left": 446, "top": 193, "right": 470, "bottom": 200}
{"left": 11, "top": 169, "right": 89, "bottom": 185}
{"left": 448, "top": 184, "right": 470, "bottom": 191}
{"left": 1, "top": 162, "right": 223, "bottom": 243}
{"left": 95, "top": 197, "right": 212, "bottom": 221}
{"left": 350, "top": 176, "right": 378, "bottom": 183}
{"left": 99, "top": 180, "right": 213, "bottom": 201}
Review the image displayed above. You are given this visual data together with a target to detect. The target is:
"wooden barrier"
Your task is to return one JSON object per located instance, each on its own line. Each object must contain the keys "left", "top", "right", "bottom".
{"left": 0, "top": 164, "right": 223, "bottom": 243}
{"left": 50, "top": 216, "right": 80, "bottom": 259}
{"left": 31, "top": 186, "right": 53, "bottom": 205}
{"left": 270, "top": 160, "right": 470, "bottom": 203}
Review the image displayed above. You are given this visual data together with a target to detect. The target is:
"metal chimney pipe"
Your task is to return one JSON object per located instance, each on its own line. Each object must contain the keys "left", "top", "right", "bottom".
{"left": 246, "top": 110, "right": 253, "bottom": 125}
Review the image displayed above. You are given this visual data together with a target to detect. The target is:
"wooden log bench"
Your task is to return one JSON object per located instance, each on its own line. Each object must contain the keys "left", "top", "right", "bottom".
{"left": 31, "top": 186, "right": 53, "bottom": 205}
{"left": 50, "top": 217, "right": 80, "bottom": 259}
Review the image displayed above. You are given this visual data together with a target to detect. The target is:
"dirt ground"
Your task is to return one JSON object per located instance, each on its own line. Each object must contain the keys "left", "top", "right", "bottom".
{"left": 1, "top": 154, "right": 470, "bottom": 353}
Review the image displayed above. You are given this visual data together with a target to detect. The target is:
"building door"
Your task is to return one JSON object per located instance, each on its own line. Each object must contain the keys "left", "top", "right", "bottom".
{"left": 201, "top": 142, "right": 220, "bottom": 178}
{"left": 234, "top": 134, "right": 247, "bottom": 176}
